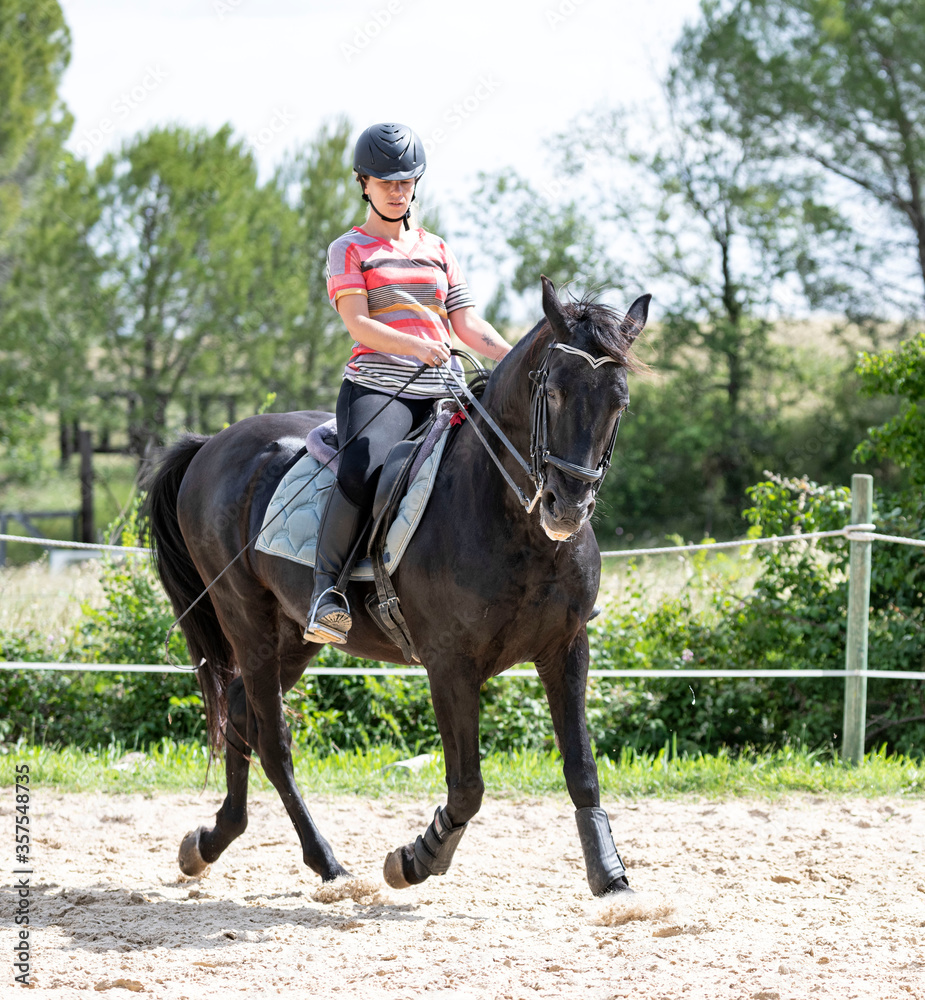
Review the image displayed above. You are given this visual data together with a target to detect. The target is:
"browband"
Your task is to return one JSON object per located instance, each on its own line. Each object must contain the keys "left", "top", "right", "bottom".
{"left": 551, "top": 343, "right": 619, "bottom": 369}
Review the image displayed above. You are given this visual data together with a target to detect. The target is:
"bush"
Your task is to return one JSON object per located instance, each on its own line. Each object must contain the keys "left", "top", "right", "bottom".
{"left": 0, "top": 502, "right": 203, "bottom": 747}
{"left": 283, "top": 651, "right": 439, "bottom": 755}
{"left": 563, "top": 474, "right": 923, "bottom": 759}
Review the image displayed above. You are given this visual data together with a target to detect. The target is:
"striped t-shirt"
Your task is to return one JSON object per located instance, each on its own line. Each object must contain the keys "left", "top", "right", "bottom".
{"left": 326, "top": 226, "right": 475, "bottom": 397}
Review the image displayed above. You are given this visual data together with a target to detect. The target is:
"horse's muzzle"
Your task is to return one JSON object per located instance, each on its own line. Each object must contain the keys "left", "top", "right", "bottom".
{"left": 539, "top": 488, "right": 595, "bottom": 541}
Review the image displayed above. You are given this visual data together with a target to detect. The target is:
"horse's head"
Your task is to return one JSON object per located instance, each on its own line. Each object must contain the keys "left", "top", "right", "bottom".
{"left": 533, "top": 276, "right": 649, "bottom": 542}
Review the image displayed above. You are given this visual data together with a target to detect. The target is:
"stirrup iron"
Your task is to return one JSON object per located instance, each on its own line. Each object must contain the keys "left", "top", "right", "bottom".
{"left": 304, "top": 586, "right": 352, "bottom": 644}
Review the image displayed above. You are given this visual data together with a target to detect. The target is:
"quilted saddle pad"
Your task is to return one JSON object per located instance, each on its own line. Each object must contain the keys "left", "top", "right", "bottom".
{"left": 254, "top": 427, "right": 449, "bottom": 580}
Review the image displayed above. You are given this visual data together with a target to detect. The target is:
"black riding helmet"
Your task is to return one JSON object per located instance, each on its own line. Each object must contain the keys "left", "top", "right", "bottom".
{"left": 354, "top": 122, "right": 426, "bottom": 180}
{"left": 354, "top": 123, "right": 426, "bottom": 229}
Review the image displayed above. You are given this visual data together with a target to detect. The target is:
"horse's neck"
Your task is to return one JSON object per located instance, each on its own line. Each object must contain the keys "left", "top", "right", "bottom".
{"left": 476, "top": 340, "right": 536, "bottom": 451}
{"left": 450, "top": 348, "right": 536, "bottom": 510}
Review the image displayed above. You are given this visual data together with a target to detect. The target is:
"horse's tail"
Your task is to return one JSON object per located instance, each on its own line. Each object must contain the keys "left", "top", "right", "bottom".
{"left": 141, "top": 434, "right": 234, "bottom": 751}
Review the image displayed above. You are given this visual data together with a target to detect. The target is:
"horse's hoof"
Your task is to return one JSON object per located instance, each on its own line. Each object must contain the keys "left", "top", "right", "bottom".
{"left": 322, "top": 865, "right": 354, "bottom": 883}
{"left": 178, "top": 826, "right": 210, "bottom": 876}
{"left": 383, "top": 848, "right": 411, "bottom": 889}
{"left": 598, "top": 875, "right": 633, "bottom": 896}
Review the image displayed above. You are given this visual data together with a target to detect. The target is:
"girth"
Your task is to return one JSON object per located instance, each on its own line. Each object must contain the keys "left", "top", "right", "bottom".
{"left": 363, "top": 424, "right": 435, "bottom": 664}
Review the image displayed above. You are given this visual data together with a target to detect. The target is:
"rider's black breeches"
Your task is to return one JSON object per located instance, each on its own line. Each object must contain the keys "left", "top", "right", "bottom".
{"left": 334, "top": 380, "right": 434, "bottom": 508}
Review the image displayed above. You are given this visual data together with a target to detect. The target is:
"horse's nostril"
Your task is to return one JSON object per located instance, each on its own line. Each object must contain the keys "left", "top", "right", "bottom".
{"left": 543, "top": 491, "right": 559, "bottom": 518}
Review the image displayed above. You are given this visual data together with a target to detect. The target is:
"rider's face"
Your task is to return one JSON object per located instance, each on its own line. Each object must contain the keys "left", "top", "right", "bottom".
{"left": 364, "top": 176, "right": 416, "bottom": 216}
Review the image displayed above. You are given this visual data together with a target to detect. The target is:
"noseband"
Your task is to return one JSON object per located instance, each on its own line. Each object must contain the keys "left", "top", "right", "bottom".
{"left": 441, "top": 342, "right": 626, "bottom": 515}
{"left": 528, "top": 343, "right": 625, "bottom": 506}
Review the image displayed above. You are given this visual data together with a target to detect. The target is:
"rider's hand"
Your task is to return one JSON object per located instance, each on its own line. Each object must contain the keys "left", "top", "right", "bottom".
{"left": 412, "top": 340, "right": 451, "bottom": 367}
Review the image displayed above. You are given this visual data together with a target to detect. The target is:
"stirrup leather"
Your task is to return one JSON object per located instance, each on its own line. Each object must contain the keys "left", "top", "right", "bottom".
{"left": 304, "top": 586, "right": 352, "bottom": 644}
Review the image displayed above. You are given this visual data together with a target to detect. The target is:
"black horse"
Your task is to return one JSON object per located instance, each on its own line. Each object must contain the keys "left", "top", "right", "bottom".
{"left": 143, "top": 277, "right": 649, "bottom": 897}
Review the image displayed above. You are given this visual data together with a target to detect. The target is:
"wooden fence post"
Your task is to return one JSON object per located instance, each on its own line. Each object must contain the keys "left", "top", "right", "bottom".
{"left": 78, "top": 429, "right": 95, "bottom": 545}
{"left": 841, "top": 473, "right": 873, "bottom": 765}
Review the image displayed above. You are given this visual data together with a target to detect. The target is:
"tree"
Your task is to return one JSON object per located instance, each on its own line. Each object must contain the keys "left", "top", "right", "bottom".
{"left": 854, "top": 332, "right": 925, "bottom": 482}
{"left": 0, "top": 153, "right": 106, "bottom": 471}
{"left": 0, "top": 0, "right": 73, "bottom": 465}
{"left": 464, "top": 168, "right": 617, "bottom": 328}
{"left": 552, "top": 65, "right": 852, "bottom": 535}
{"left": 677, "top": 0, "right": 925, "bottom": 313}
{"left": 260, "top": 118, "right": 365, "bottom": 413}
{"left": 0, "top": 0, "right": 72, "bottom": 282}
{"left": 91, "top": 125, "right": 287, "bottom": 455}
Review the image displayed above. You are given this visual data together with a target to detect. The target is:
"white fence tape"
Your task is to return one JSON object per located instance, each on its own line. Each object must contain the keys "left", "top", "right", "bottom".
{"left": 1, "top": 661, "right": 922, "bottom": 680}
{"left": 4, "top": 523, "right": 923, "bottom": 560}
{"left": 0, "top": 534, "right": 150, "bottom": 553}
{"left": 598, "top": 523, "right": 925, "bottom": 558}
{"left": 2, "top": 521, "right": 922, "bottom": 682}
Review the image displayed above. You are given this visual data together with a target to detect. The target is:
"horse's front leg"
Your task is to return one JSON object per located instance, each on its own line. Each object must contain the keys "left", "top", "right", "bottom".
{"left": 538, "top": 631, "right": 631, "bottom": 896}
{"left": 383, "top": 664, "right": 482, "bottom": 889}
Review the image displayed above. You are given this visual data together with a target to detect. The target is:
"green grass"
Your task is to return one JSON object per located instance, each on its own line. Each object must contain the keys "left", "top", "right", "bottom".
{"left": 2, "top": 739, "right": 920, "bottom": 799}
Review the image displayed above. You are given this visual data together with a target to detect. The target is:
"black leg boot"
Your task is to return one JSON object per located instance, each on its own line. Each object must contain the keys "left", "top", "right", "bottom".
{"left": 303, "top": 483, "right": 364, "bottom": 644}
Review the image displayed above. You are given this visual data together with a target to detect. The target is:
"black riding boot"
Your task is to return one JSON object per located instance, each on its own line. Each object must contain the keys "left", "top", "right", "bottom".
{"left": 303, "top": 483, "right": 364, "bottom": 644}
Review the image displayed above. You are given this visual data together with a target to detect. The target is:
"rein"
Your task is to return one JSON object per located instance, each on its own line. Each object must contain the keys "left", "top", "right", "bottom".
{"left": 440, "top": 356, "right": 542, "bottom": 512}
{"left": 439, "top": 342, "right": 625, "bottom": 513}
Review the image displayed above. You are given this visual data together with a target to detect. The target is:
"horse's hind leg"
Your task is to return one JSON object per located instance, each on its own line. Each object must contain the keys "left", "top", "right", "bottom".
{"left": 539, "top": 632, "right": 631, "bottom": 896}
{"left": 236, "top": 620, "right": 352, "bottom": 883}
{"left": 179, "top": 607, "right": 350, "bottom": 884}
{"left": 383, "top": 663, "right": 482, "bottom": 889}
{"left": 178, "top": 675, "right": 252, "bottom": 876}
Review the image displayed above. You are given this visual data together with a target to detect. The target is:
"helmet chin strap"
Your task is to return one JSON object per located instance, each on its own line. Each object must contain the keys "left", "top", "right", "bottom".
{"left": 362, "top": 186, "right": 416, "bottom": 231}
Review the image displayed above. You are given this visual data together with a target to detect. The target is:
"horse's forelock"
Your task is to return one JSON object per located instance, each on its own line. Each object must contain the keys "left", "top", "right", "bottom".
{"left": 563, "top": 297, "right": 642, "bottom": 372}
{"left": 488, "top": 293, "right": 642, "bottom": 406}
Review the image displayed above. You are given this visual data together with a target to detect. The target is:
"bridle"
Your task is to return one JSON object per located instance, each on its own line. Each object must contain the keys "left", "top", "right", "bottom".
{"left": 529, "top": 342, "right": 624, "bottom": 503}
{"left": 440, "top": 341, "right": 627, "bottom": 515}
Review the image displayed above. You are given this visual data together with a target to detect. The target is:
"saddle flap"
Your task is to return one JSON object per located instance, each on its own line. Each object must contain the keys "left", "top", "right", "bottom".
{"left": 372, "top": 438, "right": 423, "bottom": 524}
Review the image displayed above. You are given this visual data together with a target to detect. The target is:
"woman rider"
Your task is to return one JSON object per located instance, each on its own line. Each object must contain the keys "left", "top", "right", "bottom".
{"left": 304, "top": 122, "right": 511, "bottom": 644}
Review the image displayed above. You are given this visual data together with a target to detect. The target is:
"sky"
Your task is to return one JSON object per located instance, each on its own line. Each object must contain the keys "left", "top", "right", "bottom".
{"left": 57, "top": 0, "right": 703, "bottom": 191}
{"left": 57, "top": 0, "right": 704, "bottom": 305}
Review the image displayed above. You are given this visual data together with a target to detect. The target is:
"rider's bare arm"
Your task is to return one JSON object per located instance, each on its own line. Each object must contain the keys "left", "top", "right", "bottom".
{"left": 449, "top": 307, "right": 511, "bottom": 363}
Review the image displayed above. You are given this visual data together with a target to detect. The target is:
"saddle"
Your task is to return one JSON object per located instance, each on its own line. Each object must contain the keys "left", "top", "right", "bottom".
{"left": 306, "top": 400, "right": 461, "bottom": 664}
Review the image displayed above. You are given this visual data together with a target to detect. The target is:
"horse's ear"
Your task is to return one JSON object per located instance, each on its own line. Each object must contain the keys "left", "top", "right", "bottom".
{"left": 620, "top": 294, "right": 651, "bottom": 342}
{"left": 540, "top": 274, "right": 571, "bottom": 339}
